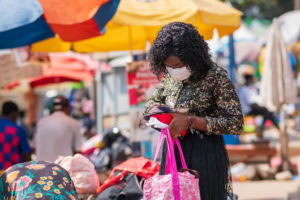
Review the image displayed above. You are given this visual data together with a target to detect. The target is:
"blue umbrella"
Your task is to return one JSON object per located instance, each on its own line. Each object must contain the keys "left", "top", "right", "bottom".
{"left": 0, "top": 0, "right": 120, "bottom": 49}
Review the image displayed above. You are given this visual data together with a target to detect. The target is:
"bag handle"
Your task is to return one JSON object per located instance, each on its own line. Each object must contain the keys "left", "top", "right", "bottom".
{"left": 96, "top": 171, "right": 128, "bottom": 194}
{"left": 175, "top": 138, "right": 187, "bottom": 169}
{"left": 164, "top": 128, "right": 181, "bottom": 200}
{"left": 165, "top": 129, "right": 187, "bottom": 174}
{"left": 150, "top": 130, "right": 164, "bottom": 173}
{"left": 150, "top": 128, "right": 188, "bottom": 200}
{"left": 151, "top": 128, "right": 187, "bottom": 173}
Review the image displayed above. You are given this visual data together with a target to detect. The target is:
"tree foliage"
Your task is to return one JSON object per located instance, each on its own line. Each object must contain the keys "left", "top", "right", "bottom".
{"left": 223, "top": 0, "right": 294, "bottom": 19}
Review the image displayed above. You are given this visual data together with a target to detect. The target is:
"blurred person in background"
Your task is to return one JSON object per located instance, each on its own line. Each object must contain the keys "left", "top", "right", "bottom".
{"left": 296, "top": 74, "right": 300, "bottom": 131}
{"left": 238, "top": 65, "right": 279, "bottom": 137}
{"left": 34, "top": 96, "right": 82, "bottom": 162}
{"left": 0, "top": 101, "right": 31, "bottom": 171}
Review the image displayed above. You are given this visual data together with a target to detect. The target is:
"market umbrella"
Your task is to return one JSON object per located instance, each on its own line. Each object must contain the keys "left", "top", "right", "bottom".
{"left": 193, "top": 0, "right": 241, "bottom": 39}
{"left": 277, "top": 10, "right": 300, "bottom": 45}
{"left": 31, "top": 0, "right": 242, "bottom": 53}
{"left": 260, "top": 20, "right": 297, "bottom": 171}
{"left": 0, "top": 0, "right": 120, "bottom": 49}
{"left": 215, "top": 24, "right": 260, "bottom": 64}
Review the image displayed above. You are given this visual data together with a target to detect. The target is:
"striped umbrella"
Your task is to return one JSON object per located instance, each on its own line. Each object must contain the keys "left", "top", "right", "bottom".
{"left": 0, "top": 0, "right": 120, "bottom": 49}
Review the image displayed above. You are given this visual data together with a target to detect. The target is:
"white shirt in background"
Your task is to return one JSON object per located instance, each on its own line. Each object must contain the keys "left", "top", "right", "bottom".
{"left": 238, "top": 85, "right": 260, "bottom": 115}
{"left": 35, "top": 111, "right": 82, "bottom": 162}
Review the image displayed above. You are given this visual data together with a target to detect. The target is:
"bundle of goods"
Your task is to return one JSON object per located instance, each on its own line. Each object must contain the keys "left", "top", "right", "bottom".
{"left": 55, "top": 154, "right": 100, "bottom": 195}
{"left": 95, "top": 157, "right": 159, "bottom": 200}
{"left": 83, "top": 127, "right": 133, "bottom": 172}
{"left": 81, "top": 134, "right": 104, "bottom": 156}
{"left": 103, "top": 127, "right": 133, "bottom": 168}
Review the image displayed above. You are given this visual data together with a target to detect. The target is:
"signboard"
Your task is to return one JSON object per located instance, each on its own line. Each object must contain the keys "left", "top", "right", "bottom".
{"left": 126, "top": 61, "right": 160, "bottom": 106}
{"left": 126, "top": 61, "right": 160, "bottom": 158}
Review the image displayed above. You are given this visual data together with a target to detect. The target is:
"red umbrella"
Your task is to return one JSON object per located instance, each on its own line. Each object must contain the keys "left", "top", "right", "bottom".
{"left": 6, "top": 52, "right": 109, "bottom": 89}
{"left": 29, "top": 76, "right": 81, "bottom": 88}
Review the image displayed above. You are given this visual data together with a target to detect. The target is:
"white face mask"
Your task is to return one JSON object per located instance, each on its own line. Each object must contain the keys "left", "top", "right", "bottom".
{"left": 166, "top": 66, "right": 191, "bottom": 81}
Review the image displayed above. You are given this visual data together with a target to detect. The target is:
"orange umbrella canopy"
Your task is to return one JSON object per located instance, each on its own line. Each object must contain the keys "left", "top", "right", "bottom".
{"left": 40, "top": 0, "right": 109, "bottom": 24}
{"left": 0, "top": 0, "right": 120, "bottom": 49}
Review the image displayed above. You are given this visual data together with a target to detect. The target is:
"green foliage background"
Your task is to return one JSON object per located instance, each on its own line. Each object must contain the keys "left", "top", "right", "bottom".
{"left": 223, "top": 0, "right": 294, "bottom": 19}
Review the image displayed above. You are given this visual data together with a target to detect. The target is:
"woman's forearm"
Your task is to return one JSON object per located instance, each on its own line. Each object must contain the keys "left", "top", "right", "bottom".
{"left": 190, "top": 116, "right": 207, "bottom": 132}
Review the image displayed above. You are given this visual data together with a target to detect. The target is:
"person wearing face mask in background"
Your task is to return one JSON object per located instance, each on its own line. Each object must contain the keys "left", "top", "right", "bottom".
{"left": 144, "top": 22, "right": 243, "bottom": 200}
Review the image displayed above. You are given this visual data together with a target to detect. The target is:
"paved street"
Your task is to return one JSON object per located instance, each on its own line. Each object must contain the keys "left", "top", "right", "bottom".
{"left": 233, "top": 128, "right": 300, "bottom": 200}
{"left": 234, "top": 180, "right": 300, "bottom": 200}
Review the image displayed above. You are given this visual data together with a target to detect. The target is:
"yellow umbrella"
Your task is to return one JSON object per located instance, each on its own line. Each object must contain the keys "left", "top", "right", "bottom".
{"left": 193, "top": 0, "right": 242, "bottom": 39}
{"left": 31, "top": 0, "right": 241, "bottom": 53}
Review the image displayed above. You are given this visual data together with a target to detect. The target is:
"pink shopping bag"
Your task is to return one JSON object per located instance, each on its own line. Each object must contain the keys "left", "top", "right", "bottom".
{"left": 143, "top": 128, "right": 201, "bottom": 200}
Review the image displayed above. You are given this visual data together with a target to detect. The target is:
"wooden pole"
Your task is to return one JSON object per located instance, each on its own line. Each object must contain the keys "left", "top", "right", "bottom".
{"left": 294, "top": 0, "right": 300, "bottom": 10}
{"left": 128, "top": 26, "right": 134, "bottom": 60}
{"left": 96, "top": 70, "right": 103, "bottom": 134}
{"left": 279, "top": 108, "right": 290, "bottom": 171}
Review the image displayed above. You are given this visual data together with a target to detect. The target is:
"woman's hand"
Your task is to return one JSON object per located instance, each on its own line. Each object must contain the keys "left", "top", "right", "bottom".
{"left": 169, "top": 113, "right": 189, "bottom": 138}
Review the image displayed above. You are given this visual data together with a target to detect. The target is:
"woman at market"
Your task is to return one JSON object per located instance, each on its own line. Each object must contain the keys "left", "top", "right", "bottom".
{"left": 144, "top": 22, "right": 243, "bottom": 200}
{"left": 0, "top": 161, "right": 78, "bottom": 199}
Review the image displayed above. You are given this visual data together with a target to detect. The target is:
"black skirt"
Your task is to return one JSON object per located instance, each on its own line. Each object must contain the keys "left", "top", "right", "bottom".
{"left": 159, "top": 130, "right": 233, "bottom": 200}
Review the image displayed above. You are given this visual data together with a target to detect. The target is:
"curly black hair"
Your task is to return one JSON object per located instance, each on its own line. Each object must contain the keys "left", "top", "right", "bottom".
{"left": 149, "top": 22, "right": 214, "bottom": 80}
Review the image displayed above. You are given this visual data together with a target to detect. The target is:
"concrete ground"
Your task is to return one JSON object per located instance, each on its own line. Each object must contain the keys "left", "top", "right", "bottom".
{"left": 233, "top": 180, "right": 300, "bottom": 200}
{"left": 232, "top": 124, "right": 300, "bottom": 200}
{"left": 232, "top": 155, "right": 300, "bottom": 200}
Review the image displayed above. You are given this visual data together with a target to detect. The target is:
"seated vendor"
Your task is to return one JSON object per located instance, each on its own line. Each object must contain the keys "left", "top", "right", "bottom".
{"left": 238, "top": 65, "right": 279, "bottom": 137}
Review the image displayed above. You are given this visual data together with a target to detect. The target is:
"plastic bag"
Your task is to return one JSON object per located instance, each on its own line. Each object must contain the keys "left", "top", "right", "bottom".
{"left": 55, "top": 154, "right": 100, "bottom": 194}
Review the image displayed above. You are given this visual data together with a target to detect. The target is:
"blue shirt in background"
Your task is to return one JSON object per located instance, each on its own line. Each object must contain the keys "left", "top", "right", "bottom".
{"left": 0, "top": 118, "right": 30, "bottom": 170}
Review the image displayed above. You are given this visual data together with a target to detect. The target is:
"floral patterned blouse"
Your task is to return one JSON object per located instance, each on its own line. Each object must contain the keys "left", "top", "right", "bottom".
{"left": 145, "top": 65, "right": 244, "bottom": 135}
{"left": 0, "top": 161, "right": 78, "bottom": 200}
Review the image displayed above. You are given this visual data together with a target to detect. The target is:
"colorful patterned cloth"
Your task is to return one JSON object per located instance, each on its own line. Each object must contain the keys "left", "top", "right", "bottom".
{"left": 0, "top": 118, "right": 31, "bottom": 170}
{"left": 0, "top": 161, "right": 78, "bottom": 200}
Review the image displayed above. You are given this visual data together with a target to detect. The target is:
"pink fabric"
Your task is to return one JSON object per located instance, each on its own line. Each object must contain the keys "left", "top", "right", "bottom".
{"left": 144, "top": 128, "right": 201, "bottom": 200}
